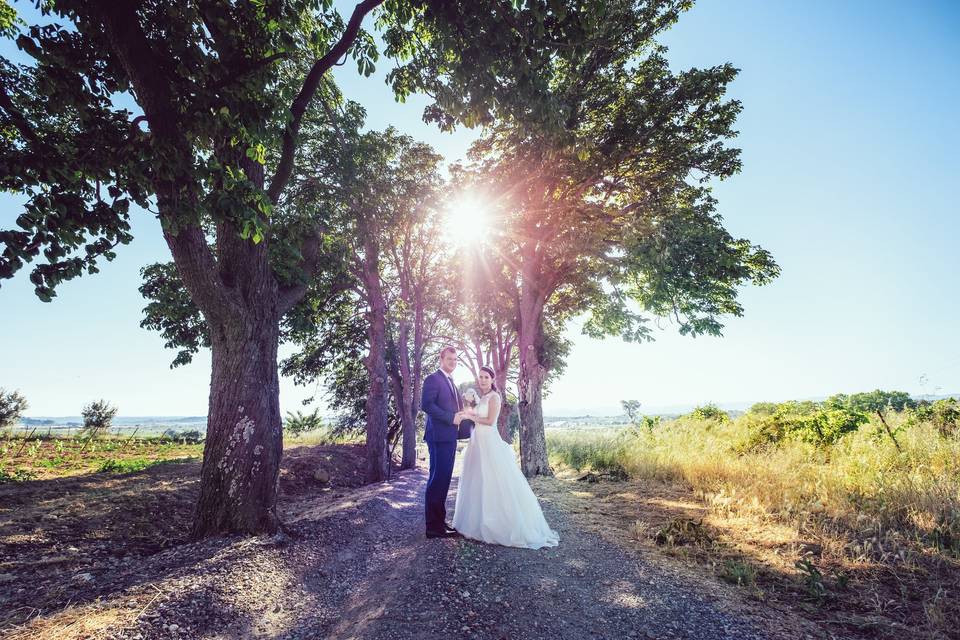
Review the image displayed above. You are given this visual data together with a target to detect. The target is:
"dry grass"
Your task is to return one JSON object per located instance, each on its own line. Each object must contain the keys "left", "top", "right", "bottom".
{"left": 546, "top": 410, "right": 960, "bottom": 639}
{"left": 3, "top": 594, "right": 156, "bottom": 640}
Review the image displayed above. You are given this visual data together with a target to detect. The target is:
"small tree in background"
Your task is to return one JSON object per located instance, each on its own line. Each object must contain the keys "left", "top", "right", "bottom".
{"left": 81, "top": 399, "right": 117, "bottom": 437}
{"left": 0, "top": 388, "right": 28, "bottom": 429}
{"left": 690, "top": 403, "right": 730, "bottom": 423}
{"left": 622, "top": 400, "right": 642, "bottom": 425}
{"left": 283, "top": 409, "right": 324, "bottom": 439}
{"left": 926, "top": 398, "right": 960, "bottom": 437}
{"left": 824, "top": 390, "right": 916, "bottom": 413}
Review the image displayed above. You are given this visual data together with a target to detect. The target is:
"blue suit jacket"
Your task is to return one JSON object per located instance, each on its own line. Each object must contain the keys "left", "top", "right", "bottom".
{"left": 422, "top": 370, "right": 461, "bottom": 443}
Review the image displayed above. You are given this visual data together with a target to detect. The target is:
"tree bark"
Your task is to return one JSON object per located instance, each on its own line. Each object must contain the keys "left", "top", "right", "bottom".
{"left": 362, "top": 233, "right": 390, "bottom": 483}
{"left": 191, "top": 290, "right": 283, "bottom": 537}
{"left": 397, "top": 319, "right": 417, "bottom": 469}
{"left": 88, "top": 0, "right": 373, "bottom": 537}
{"left": 517, "top": 286, "right": 552, "bottom": 476}
{"left": 496, "top": 374, "right": 513, "bottom": 443}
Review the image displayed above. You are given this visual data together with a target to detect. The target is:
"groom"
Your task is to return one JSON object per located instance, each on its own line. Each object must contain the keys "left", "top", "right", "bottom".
{"left": 421, "top": 346, "right": 468, "bottom": 538}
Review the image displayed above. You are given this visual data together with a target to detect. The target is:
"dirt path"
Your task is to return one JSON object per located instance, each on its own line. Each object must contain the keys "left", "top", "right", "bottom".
{"left": 3, "top": 447, "right": 819, "bottom": 640}
{"left": 68, "top": 462, "right": 808, "bottom": 640}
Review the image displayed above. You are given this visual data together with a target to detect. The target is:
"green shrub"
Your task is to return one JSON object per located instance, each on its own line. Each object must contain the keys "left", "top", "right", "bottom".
{"left": 720, "top": 558, "right": 757, "bottom": 587}
{"left": 690, "top": 403, "right": 729, "bottom": 423}
{"left": 163, "top": 429, "right": 204, "bottom": 443}
{"left": 0, "top": 389, "right": 28, "bottom": 429}
{"left": 738, "top": 405, "right": 867, "bottom": 451}
{"left": 746, "top": 401, "right": 778, "bottom": 416}
{"left": 772, "top": 400, "right": 819, "bottom": 415}
{"left": 918, "top": 398, "right": 960, "bottom": 437}
{"left": 825, "top": 389, "right": 915, "bottom": 413}
{"left": 97, "top": 458, "right": 152, "bottom": 473}
{"left": 81, "top": 399, "right": 118, "bottom": 436}
{"left": 284, "top": 409, "right": 324, "bottom": 438}
{"left": 790, "top": 408, "right": 867, "bottom": 446}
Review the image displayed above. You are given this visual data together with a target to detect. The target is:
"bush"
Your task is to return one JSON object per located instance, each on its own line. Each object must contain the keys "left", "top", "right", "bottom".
{"left": 163, "top": 429, "right": 204, "bottom": 443}
{"left": 690, "top": 403, "right": 729, "bottom": 423}
{"left": 825, "top": 389, "right": 916, "bottom": 413}
{"left": 746, "top": 401, "right": 778, "bottom": 416}
{"left": 284, "top": 408, "right": 324, "bottom": 438}
{"left": 98, "top": 458, "right": 152, "bottom": 473}
{"left": 0, "top": 389, "right": 28, "bottom": 429}
{"left": 738, "top": 405, "right": 867, "bottom": 451}
{"left": 916, "top": 398, "right": 960, "bottom": 437}
{"left": 81, "top": 399, "right": 118, "bottom": 436}
{"left": 790, "top": 408, "right": 867, "bottom": 446}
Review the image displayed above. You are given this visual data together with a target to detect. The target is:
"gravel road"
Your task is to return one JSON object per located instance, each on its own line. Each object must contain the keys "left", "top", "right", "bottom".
{"left": 106, "top": 457, "right": 786, "bottom": 640}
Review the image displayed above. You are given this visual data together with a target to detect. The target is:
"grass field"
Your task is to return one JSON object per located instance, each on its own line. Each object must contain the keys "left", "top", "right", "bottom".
{"left": 0, "top": 426, "right": 361, "bottom": 482}
{"left": 546, "top": 400, "right": 960, "bottom": 638}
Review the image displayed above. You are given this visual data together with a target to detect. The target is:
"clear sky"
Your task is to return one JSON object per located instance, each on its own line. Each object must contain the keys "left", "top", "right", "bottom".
{"left": 1, "top": 1, "right": 958, "bottom": 417}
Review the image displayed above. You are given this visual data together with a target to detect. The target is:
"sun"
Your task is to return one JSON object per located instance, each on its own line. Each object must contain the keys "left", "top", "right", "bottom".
{"left": 443, "top": 193, "right": 491, "bottom": 247}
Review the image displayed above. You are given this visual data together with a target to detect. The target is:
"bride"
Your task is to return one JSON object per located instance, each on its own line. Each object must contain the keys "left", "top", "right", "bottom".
{"left": 452, "top": 365, "right": 560, "bottom": 549}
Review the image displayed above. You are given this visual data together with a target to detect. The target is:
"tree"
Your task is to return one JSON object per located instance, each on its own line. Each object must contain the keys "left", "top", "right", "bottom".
{"left": 0, "top": 388, "right": 28, "bottom": 429}
{"left": 284, "top": 113, "right": 446, "bottom": 481}
{"left": 399, "top": 1, "right": 780, "bottom": 475}
{"left": 283, "top": 408, "right": 324, "bottom": 438}
{"left": 81, "top": 399, "right": 117, "bottom": 436}
{"left": 0, "top": 0, "right": 386, "bottom": 536}
{"left": 383, "top": 186, "right": 449, "bottom": 469}
{"left": 439, "top": 236, "right": 519, "bottom": 442}
{"left": 824, "top": 390, "right": 916, "bottom": 413}
{"left": 622, "top": 400, "right": 642, "bottom": 425}
{"left": 1, "top": 1, "right": 593, "bottom": 534}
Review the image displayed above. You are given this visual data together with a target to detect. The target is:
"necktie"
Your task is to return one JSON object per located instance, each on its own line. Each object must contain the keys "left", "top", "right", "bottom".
{"left": 444, "top": 374, "right": 461, "bottom": 409}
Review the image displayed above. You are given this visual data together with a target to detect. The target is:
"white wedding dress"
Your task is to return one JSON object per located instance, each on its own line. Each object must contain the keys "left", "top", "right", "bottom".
{"left": 452, "top": 391, "right": 560, "bottom": 549}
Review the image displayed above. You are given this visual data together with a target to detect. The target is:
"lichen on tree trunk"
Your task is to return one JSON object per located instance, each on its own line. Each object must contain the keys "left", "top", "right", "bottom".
{"left": 518, "top": 330, "right": 551, "bottom": 477}
{"left": 517, "top": 253, "right": 552, "bottom": 477}
{"left": 192, "top": 312, "right": 283, "bottom": 538}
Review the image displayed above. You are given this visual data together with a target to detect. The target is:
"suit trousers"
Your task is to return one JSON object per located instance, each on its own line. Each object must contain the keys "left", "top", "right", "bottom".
{"left": 424, "top": 439, "right": 457, "bottom": 533}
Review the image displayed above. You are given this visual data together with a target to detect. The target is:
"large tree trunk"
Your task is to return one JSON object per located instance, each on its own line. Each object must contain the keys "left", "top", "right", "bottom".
{"left": 517, "top": 286, "right": 551, "bottom": 477}
{"left": 167, "top": 157, "right": 288, "bottom": 537}
{"left": 397, "top": 320, "right": 417, "bottom": 469}
{"left": 362, "top": 235, "right": 390, "bottom": 483}
{"left": 191, "top": 282, "right": 283, "bottom": 538}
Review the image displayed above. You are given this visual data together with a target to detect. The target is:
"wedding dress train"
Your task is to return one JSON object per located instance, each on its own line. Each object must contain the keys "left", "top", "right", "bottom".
{"left": 452, "top": 391, "right": 560, "bottom": 549}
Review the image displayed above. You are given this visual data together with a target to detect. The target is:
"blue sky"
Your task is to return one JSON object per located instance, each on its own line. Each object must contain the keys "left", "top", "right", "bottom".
{"left": 1, "top": 1, "right": 958, "bottom": 417}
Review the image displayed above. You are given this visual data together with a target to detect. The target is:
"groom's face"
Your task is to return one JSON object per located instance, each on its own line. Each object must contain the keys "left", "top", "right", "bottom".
{"left": 440, "top": 350, "right": 457, "bottom": 374}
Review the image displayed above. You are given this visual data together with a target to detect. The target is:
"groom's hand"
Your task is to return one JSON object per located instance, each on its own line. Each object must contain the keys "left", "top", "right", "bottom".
{"left": 453, "top": 411, "right": 465, "bottom": 425}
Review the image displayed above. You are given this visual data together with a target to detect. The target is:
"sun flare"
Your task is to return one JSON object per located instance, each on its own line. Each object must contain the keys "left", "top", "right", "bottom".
{"left": 443, "top": 194, "right": 491, "bottom": 247}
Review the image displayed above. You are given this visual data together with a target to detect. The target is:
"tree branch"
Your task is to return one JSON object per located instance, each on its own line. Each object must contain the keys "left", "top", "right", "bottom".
{"left": 0, "top": 85, "right": 39, "bottom": 143}
{"left": 267, "top": 0, "right": 384, "bottom": 203}
{"left": 278, "top": 227, "right": 322, "bottom": 315}
{"left": 88, "top": 0, "right": 235, "bottom": 320}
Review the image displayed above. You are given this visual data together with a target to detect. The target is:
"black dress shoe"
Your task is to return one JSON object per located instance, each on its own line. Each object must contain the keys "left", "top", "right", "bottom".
{"left": 444, "top": 523, "right": 459, "bottom": 533}
{"left": 425, "top": 529, "right": 460, "bottom": 539}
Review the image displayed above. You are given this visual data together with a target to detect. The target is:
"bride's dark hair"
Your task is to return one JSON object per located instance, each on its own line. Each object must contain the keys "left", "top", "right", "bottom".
{"left": 479, "top": 365, "right": 498, "bottom": 393}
